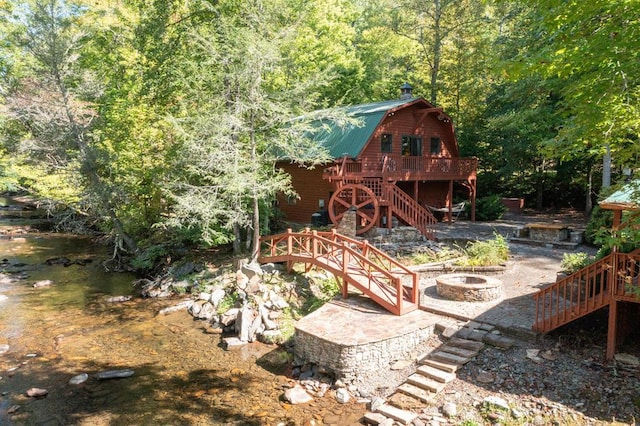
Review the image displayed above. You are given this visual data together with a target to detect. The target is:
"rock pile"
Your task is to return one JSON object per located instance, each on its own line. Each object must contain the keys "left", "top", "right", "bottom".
{"left": 141, "top": 260, "right": 304, "bottom": 346}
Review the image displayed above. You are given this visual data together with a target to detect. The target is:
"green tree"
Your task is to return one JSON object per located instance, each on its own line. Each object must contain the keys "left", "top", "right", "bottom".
{"left": 168, "top": 0, "right": 333, "bottom": 261}
{"left": 0, "top": 0, "right": 138, "bottom": 252}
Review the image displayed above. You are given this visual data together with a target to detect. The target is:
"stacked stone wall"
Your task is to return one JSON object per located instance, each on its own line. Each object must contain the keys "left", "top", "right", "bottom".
{"left": 294, "top": 324, "right": 434, "bottom": 383}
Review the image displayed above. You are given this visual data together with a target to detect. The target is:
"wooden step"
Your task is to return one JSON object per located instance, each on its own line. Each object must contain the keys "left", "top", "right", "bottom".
{"left": 419, "top": 357, "right": 459, "bottom": 373}
{"left": 447, "top": 337, "right": 485, "bottom": 352}
{"left": 397, "top": 383, "right": 437, "bottom": 403}
{"left": 416, "top": 365, "right": 456, "bottom": 383}
{"left": 376, "top": 403, "right": 418, "bottom": 425}
{"left": 407, "top": 373, "right": 446, "bottom": 393}
{"left": 440, "top": 344, "right": 478, "bottom": 358}
{"left": 429, "top": 350, "right": 470, "bottom": 365}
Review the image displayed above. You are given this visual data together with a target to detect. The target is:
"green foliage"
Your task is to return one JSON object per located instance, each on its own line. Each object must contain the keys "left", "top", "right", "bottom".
{"left": 216, "top": 292, "right": 239, "bottom": 315}
{"left": 560, "top": 252, "right": 592, "bottom": 274}
{"left": 585, "top": 206, "right": 613, "bottom": 245}
{"left": 131, "top": 244, "right": 171, "bottom": 271}
{"left": 457, "top": 234, "right": 509, "bottom": 267}
{"left": 474, "top": 195, "right": 507, "bottom": 222}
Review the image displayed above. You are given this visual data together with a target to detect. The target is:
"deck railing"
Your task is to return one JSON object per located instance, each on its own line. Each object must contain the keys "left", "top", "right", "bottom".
{"left": 324, "top": 155, "right": 477, "bottom": 182}
{"left": 533, "top": 249, "right": 640, "bottom": 332}
{"left": 258, "top": 228, "right": 419, "bottom": 315}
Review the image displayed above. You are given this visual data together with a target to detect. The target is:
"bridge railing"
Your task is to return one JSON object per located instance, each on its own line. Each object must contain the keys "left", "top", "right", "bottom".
{"left": 259, "top": 228, "right": 418, "bottom": 315}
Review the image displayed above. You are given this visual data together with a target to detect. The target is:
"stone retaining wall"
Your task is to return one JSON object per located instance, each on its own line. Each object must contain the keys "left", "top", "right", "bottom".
{"left": 294, "top": 324, "right": 434, "bottom": 383}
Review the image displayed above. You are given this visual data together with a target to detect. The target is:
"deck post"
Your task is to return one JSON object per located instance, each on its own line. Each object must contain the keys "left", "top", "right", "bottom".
{"left": 606, "top": 299, "right": 618, "bottom": 360}
{"left": 447, "top": 180, "right": 453, "bottom": 223}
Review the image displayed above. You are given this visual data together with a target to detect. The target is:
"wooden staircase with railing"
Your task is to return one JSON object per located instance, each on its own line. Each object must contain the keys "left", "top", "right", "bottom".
{"left": 533, "top": 249, "right": 640, "bottom": 333}
{"left": 386, "top": 185, "right": 437, "bottom": 240}
{"left": 258, "top": 228, "right": 419, "bottom": 316}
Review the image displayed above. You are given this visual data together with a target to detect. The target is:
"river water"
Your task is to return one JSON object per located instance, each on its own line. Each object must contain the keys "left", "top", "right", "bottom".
{"left": 0, "top": 197, "right": 365, "bottom": 425}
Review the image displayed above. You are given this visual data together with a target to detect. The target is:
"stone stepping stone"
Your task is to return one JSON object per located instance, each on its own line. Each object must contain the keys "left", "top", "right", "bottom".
{"left": 363, "top": 412, "right": 388, "bottom": 425}
{"left": 440, "top": 344, "right": 478, "bottom": 358}
{"left": 397, "top": 382, "right": 437, "bottom": 403}
{"left": 483, "top": 333, "right": 515, "bottom": 349}
{"left": 416, "top": 365, "right": 456, "bottom": 383}
{"left": 419, "top": 357, "right": 459, "bottom": 373}
{"left": 376, "top": 403, "right": 418, "bottom": 425}
{"left": 407, "top": 373, "right": 447, "bottom": 393}
{"left": 429, "top": 350, "right": 470, "bottom": 365}
{"left": 447, "top": 337, "right": 485, "bottom": 351}
{"left": 455, "top": 327, "right": 487, "bottom": 341}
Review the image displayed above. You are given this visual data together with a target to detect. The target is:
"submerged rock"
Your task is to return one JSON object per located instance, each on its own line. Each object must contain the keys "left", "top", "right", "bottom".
{"left": 25, "top": 387, "right": 48, "bottom": 397}
{"left": 32, "top": 280, "right": 53, "bottom": 288}
{"left": 69, "top": 373, "right": 89, "bottom": 385}
{"left": 95, "top": 369, "right": 135, "bottom": 380}
{"left": 105, "top": 295, "right": 132, "bottom": 303}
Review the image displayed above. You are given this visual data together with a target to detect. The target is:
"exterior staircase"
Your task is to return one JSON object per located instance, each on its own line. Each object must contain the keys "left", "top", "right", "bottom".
{"left": 363, "top": 320, "right": 515, "bottom": 425}
{"left": 386, "top": 185, "right": 437, "bottom": 240}
{"left": 533, "top": 248, "right": 640, "bottom": 333}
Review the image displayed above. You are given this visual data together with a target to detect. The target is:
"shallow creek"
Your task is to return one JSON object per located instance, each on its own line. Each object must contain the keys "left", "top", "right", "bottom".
{"left": 0, "top": 199, "right": 365, "bottom": 425}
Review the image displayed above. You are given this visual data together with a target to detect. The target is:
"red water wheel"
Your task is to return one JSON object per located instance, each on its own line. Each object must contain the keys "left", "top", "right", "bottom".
{"left": 328, "top": 184, "right": 380, "bottom": 234}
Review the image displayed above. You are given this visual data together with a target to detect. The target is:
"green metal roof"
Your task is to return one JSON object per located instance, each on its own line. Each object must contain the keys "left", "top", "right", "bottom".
{"left": 311, "top": 98, "right": 419, "bottom": 158}
{"left": 600, "top": 180, "right": 640, "bottom": 210}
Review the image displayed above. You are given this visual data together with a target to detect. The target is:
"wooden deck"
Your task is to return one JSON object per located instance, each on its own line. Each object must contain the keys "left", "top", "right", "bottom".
{"left": 323, "top": 155, "right": 477, "bottom": 182}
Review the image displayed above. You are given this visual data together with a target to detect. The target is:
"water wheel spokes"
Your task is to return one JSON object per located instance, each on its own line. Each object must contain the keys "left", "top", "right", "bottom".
{"left": 328, "top": 184, "right": 380, "bottom": 234}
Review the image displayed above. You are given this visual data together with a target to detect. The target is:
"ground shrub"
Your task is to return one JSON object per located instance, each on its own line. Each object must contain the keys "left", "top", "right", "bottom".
{"left": 560, "top": 252, "right": 592, "bottom": 274}
{"left": 474, "top": 195, "right": 507, "bottom": 221}
{"left": 457, "top": 233, "right": 509, "bottom": 267}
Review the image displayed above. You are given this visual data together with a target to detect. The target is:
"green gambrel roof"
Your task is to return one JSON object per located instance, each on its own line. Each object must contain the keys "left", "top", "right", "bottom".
{"left": 312, "top": 98, "right": 419, "bottom": 158}
{"left": 600, "top": 180, "right": 640, "bottom": 210}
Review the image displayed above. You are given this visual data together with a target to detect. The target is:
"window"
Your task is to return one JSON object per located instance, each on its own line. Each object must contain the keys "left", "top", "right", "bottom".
{"left": 381, "top": 134, "right": 392, "bottom": 152}
{"left": 430, "top": 137, "right": 441, "bottom": 155}
{"left": 401, "top": 136, "right": 422, "bottom": 156}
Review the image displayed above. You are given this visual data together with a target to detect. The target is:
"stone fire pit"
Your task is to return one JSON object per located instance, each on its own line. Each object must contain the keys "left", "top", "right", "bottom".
{"left": 436, "top": 273, "right": 503, "bottom": 302}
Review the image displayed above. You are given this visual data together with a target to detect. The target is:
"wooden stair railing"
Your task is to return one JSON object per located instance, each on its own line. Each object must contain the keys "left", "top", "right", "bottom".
{"left": 386, "top": 185, "right": 437, "bottom": 240}
{"left": 258, "top": 228, "right": 419, "bottom": 316}
{"left": 533, "top": 254, "right": 613, "bottom": 333}
{"left": 612, "top": 248, "right": 640, "bottom": 302}
{"left": 533, "top": 249, "right": 640, "bottom": 333}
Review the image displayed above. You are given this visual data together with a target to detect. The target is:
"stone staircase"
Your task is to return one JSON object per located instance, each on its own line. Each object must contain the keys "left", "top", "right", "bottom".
{"left": 363, "top": 320, "right": 515, "bottom": 425}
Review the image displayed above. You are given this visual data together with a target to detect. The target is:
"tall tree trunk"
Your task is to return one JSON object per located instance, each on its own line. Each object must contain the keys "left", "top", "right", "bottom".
{"left": 233, "top": 223, "right": 242, "bottom": 256}
{"left": 586, "top": 165, "right": 593, "bottom": 215}
{"left": 251, "top": 194, "right": 260, "bottom": 263}
{"left": 430, "top": 0, "right": 443, "bottom": 105}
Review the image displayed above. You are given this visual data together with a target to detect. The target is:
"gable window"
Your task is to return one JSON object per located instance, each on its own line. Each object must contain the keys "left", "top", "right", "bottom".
{"left": 381, "top": 134, "right": 392, "bottom": 153}
{"left": 402, "top": 136, "right": 422, "bottom": 156}
{"left": 430, "top": 137, "right": 441, "bottom": 155}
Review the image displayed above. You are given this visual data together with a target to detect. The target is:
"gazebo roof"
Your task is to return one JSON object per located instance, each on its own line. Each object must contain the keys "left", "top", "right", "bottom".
{"left": 599, "top": 180, "right": 640, "bottom": 211}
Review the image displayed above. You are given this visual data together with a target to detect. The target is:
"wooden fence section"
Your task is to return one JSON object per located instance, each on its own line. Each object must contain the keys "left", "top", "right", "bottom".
{"left": 533, "top": 249, "right": 640, "bottom": 333}
{"left": 258, "top": 229, "right": 419, "bottom": 316}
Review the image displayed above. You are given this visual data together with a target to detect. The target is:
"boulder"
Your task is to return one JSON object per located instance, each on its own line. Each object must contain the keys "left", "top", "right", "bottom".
{"left": 335, "top": 388, "right": 350, "bottom": 404}
{"left": 220, "top": 308, "right": 239, "bottom": 326}
{"left": 195, "top": 302, "right": 216, "bottom": 321}
{"left": 283, "top": 385, "right": 313, "bottom": 405}
{"left": 241, "top": 262, "right": 264, "bottom": 280}
{"left": 210, "top": 288, "right": 226, "bottom": 307}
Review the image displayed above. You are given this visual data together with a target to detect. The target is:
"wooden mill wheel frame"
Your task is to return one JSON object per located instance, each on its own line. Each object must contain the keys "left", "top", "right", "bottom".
{"left": 328, "top": 184, "right": 380, "bottom": 234}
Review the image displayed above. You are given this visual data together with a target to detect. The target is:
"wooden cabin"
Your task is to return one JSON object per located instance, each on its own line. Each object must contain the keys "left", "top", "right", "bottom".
{"left": 533, "top": 181, "right": 640, "bottom": 360}
{"left": 276, "top": 84, "right": 477, "bottom": 239}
